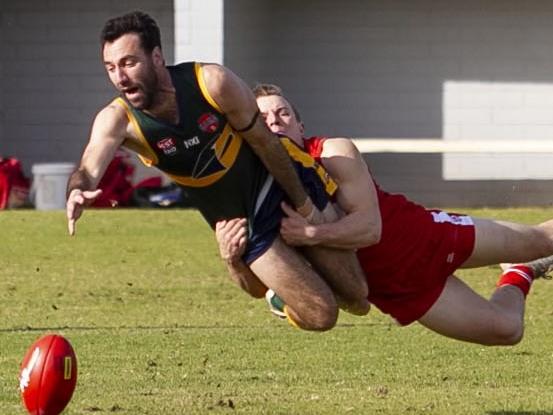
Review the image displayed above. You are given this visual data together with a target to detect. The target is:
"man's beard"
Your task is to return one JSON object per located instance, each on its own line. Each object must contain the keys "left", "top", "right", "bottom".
{"left": 126, "top": 70, "right": 158, "bottom": 110}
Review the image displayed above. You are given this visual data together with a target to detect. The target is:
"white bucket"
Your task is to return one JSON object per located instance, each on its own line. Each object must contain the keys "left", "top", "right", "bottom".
{"left": 32, "top": 163, "right": 75, "bottom": 210}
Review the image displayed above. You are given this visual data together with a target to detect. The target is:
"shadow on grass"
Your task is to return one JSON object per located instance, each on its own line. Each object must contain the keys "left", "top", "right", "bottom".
{"left": 0, "top": 321, "right": 386, "bottom": 333}
{"left": 488, "top": 411, "right": 553, "bottom": 415}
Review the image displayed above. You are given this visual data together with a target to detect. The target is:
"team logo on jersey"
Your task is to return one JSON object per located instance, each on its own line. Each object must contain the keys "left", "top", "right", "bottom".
{"left": 183, "top": 136, "right": 200, "bottom": 150}
{"left": 156, "top": 137, "right": 178, "bottom": 155}
{"left": 198, "top": 113, "right": 219, "bottom": 133}
{"left": 165, "top": 124, "right": 243, "bottom": 188}
{"left": 430, "top": 211, "right": 473, "bottom": 226}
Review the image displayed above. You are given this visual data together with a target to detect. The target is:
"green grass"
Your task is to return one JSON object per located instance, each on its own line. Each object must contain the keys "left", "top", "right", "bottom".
{"left": 2, "top": 208, "right": 553, "bottom": 414}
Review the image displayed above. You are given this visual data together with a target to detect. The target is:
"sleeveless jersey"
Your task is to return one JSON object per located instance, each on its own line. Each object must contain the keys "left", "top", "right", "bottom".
{"left": 113, "top": 64, "right": 337, "bottom": 263}
{"left": 115, "top": 62, "right": 269, "bottom": 227}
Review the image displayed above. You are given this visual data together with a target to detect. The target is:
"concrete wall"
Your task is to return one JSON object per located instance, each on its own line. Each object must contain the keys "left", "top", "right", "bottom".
{"left": 0, "top": 11, "right": 5, "bottom": 154}
{"left": 224, "top": 0, "right": 553, "bottom": 207}
{"left": 174, "top": 0, "right": 223, "bottom": 63}
{"left": 3, "top": 1, "right": 553, "bottom": 207}
{"left": 1, "top": 1, "right": 174, "bottom": 177}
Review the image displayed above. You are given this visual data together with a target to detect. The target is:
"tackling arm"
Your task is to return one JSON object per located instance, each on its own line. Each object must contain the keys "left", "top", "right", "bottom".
{"left": 200, "top": 63, "right": 321, "bottom": 221}
{"left": 280, "top": 138, "right": 382, "bottom": 250}
{"left": 215, "top": 218, "right": 267, "bottom": 298}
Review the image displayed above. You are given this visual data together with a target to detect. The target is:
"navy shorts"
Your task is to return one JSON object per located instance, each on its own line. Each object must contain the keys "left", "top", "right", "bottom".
{"left": 242, "top": 138, "right": 336, "bottom": 264}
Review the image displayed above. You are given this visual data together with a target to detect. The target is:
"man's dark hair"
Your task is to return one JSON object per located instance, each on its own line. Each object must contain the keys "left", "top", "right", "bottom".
{"left": 100, "top": 11, "right": 161, "bottom": 53}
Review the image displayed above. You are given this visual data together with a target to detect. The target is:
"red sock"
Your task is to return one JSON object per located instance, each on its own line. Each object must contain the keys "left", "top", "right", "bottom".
{"left": 496, "top": 265, "right": 534, "bottom": 297}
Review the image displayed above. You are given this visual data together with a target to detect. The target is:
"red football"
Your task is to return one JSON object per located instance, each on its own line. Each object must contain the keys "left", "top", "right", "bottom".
{"left": 19, "top": 334, "right": 78, "bottom": 415}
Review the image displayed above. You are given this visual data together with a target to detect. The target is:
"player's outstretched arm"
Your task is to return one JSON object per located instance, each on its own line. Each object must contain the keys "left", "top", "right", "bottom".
{"left": 281, "top": 138, "right": 382, "bottom": 250}
{"left": 66, "top": 104, "right": 128, "bottom": 235}
{"left": 215, "top": 218, "right": 268, "bottom": 298}
{"left": 199, "top": 63, "right": 323, "bottom": 224}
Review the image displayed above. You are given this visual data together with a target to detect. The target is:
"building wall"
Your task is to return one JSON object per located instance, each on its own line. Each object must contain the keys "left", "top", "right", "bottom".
{"left": 1, "top": 1, "right": 174, "bottom": 177}
{"left": 3, "top": 2, "right": 553, "bottom": 207}
{"left": 0, "top": 13, "right": 5, "bottom": 153}
{"left": 174, "top": 0, "right": 223, "bottom": 63}
{"left": 224, "top": 0, "right": 553, "bottom": 206}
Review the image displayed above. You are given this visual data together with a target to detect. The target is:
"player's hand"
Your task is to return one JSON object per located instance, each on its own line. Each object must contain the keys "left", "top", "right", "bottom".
{"left": 215, "top": 218, "right": 248, "bottom": 264}
{"left": 295, "top": 197, "right": 325, "bottom": 224}
{"left": 280, "top": 202, "right": 318, "bottom": 246}
{"left": 66, "top": 189, "right": 102, "bottom": 236}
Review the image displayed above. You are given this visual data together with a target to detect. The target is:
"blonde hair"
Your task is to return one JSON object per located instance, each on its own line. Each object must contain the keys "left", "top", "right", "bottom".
{"left": 252, "top": 83, "right": 302, "bottom": 122}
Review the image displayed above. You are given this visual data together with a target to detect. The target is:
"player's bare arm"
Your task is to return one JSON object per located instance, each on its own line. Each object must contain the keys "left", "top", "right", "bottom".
{"left": 66, "top": 104, "right": 129, "bottom": 235}
{"left": 281, "top": 138, "right": 382, "bottom": 249}
{"left": 215, "top": 218, "right": 268, "bottom": 298}
{"left": 199, "top": 63, "right": 321, "bottom": 222}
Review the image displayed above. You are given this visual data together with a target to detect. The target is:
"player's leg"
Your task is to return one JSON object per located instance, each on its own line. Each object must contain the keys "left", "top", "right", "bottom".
{"left": 418, "top": 274, "right": 526, "bottom": 345}
{"left": 302, "top": 202, "right": 370, "bottom": 315}
{"left": 302, "top": 247, "right": 370, "bottom": 315}
{"left": 302, "top": 248, "right": 369, "bottom": 315}
{"left": 283, "top": 140, "right": 369, "bottom": 314}
{"left": 249, "top": 236, "right": 339, "bottom": 331}
{"left": 462, "top": 218, "right": 553, "bottom": 268}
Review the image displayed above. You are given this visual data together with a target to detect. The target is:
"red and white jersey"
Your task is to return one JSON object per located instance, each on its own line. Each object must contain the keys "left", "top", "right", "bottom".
{"left": 303, "top": 136, "right": 475, "bottom": 325}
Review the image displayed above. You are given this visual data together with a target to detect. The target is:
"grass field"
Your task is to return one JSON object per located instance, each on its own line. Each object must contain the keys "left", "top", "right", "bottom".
{"left": 2, "top": 208, "right": 553, "bottom": 414}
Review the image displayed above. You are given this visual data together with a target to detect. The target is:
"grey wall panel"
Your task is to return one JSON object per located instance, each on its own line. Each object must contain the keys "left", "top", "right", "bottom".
{"left": 224, "top": 0, "right": 448, "bottom": 138}
{"left": 4, "top": 2, "right": 553, "bottom": 206}
{"left": 224, "top": 1, "right": 553, "bottom": 138}
{"left": 224, "top": 0, "right": 553, "bottom": 206}
{"left": 364, "top": 153, "right": 553, "bottom": 207}
{"left": 1, "top": 1, "right": 174, "bottom": 175}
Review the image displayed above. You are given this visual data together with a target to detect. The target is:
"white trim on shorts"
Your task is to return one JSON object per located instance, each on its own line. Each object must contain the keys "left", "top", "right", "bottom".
{"left": 430, "top": 211, "right": 474, "bottom": 226}
{"left": 254, "top": 175, "right": 274, "bottom": 217}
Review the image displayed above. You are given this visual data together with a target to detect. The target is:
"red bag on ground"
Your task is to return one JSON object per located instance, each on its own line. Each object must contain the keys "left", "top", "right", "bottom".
{"left": 92, "top": 152, "right": 136, "bottom": 207}
{"left": 92, "top": 151, "right": 162, "bottom": 208}
{"left": 0, "top": 157, "right": 31, "bottom": 209}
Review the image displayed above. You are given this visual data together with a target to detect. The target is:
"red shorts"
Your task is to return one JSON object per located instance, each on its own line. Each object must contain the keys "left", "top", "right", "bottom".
{"left": 358, "top": 210, "right": 476, "bottom": 326}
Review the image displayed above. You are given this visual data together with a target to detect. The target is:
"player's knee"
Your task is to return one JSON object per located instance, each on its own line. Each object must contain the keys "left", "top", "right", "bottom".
{"left": 311, "top": 304, "right": 338, "bottom": 331}
{"left": 297, "top": 299, "right": 338, "bottom": 331}
{"left": 532, "top": 226, "right": 553, "bottom": 257}
{"left": 492, "top": 317, "right": 524, "bottom": 346}
{"left": 342, "top": 298, "right": 370, "bottom": 316}
{"left": 309, "top": 310, "right": 338, "bottom": 332}
{"left": 350, "top": 285, "right": 369, "bottom": 302}
{"left": 338, "top": 270, "right": 369, "bottom": 302}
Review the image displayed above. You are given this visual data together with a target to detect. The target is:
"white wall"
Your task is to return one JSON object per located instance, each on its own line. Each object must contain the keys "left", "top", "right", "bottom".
{"left": 174, "top": 0, "right": 223, "bottom": 64}
{"left": 444, "top": 81, "right": 553, "bottom": 180}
